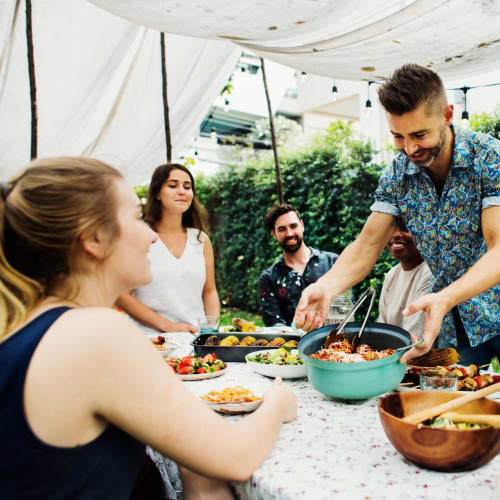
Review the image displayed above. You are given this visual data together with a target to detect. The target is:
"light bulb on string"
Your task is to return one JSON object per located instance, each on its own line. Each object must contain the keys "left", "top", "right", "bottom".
{"left": 300, "top": 71, "right": 307, "bottom": 83}
{"left": 365, "top": 81, "right": 374, "bottom": 116}
{"left": 223, "top": 98, "right": 230, "bottom": 112}
{"left": 365, "top": 99, "right": 372, "bottom": 116}
{"left": 331, "top": 80, "right": 338, "bottom": 101}
{"left": 460, "top": 86, "right": 470, "bottom": 128}
{"left": 210, "top": 127, "right": 217, "bottom": 141}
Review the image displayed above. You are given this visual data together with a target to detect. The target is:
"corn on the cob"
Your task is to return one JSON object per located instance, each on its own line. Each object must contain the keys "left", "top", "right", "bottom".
{"left": 410, "top": 348, "right": 460, "bottom": 367}
{"left": 232, "top": 318, "right": 256, "bottom": 333}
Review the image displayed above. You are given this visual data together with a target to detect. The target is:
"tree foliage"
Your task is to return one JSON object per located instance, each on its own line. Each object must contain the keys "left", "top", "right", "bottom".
{"left": 196, "top": 121, "right": 395, "bottom": 318}
{"left": 470, "top": 105, "right": 500, "bottom": 139}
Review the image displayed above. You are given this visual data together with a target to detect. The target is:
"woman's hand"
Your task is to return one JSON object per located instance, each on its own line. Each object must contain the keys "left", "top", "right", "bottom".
{"left": 293, "top": 282, "right": 333, "bottom": 332}
{"left": 158, "top": 319, "right": 198, "bottom": 334}
{"left": 400, "top": 292, "right": 451, "bottom": 363}
{"left": 263, "top": 377, "right": 297, "bottom": 423}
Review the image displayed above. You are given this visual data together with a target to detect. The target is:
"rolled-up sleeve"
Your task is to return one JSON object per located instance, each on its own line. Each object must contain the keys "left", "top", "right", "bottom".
{"left": 481, "top": 147, "right": 500, "bottom": 209}
{"left": 370, "top": 164, "right": 401, "bottom": 216}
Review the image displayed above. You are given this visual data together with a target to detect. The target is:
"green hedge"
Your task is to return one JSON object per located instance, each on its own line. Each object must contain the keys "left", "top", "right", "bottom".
{"left": 197, "top": 122, "right": 396, "bottom": 319}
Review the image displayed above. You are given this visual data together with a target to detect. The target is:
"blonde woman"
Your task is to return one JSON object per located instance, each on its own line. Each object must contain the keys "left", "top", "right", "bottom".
{"left": 117, "top": 163, "right": 219, "bottom": 334}
{"left": 0, "top": 158, "right": 296, "bottom": 499}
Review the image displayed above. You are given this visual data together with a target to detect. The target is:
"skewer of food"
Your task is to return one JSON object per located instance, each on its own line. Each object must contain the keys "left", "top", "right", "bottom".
{"left": 402, "top": 364, "right": 500, "bottom": 392}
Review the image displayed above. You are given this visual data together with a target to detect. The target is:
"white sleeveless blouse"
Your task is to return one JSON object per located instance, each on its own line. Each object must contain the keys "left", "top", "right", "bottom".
{"left": 132, "top": 227, "right": 207, "bottom": 332}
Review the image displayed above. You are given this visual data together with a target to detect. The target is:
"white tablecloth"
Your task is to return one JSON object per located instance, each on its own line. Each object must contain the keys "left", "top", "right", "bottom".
{"left": 183, "top": 362, "right": 500, "bottom": 500}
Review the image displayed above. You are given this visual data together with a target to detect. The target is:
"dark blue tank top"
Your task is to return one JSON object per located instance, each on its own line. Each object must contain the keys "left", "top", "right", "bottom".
{"left": 0, "top": 307, "right": 145, "bottom": 499}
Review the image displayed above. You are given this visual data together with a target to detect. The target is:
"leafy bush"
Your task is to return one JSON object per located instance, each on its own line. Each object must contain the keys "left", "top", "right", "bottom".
{"left": 197, "top": 121, "right": 395, "bottom": 319}
{"left": 470, "top": 105, "right": 500, "bottom": 139}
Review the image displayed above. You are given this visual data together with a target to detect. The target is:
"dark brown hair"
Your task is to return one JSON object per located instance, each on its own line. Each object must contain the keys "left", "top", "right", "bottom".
{"left": 144, "top": 164, "right": 208, "bottom": 240}
{"left": 393, "top": 216, "right": 408, "bottom": 232}
{"left": 378, "top": 64, "right": 447, "bottom": 115}
{"left": 263, "top": 203, "right": 302, "bottom": 232}
{"left": 0, "top": 157, "right": 122, "bottom": 337}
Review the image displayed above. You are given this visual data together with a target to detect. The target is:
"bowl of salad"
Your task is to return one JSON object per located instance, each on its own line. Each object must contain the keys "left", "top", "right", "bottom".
{"left": 245, "top": 347, "right": 306, "bottom": 379}
{"left": 378, "top": 391, "right": 500, "bottom": 471}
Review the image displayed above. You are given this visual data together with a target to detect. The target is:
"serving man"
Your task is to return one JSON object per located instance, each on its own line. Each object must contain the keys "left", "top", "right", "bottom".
{"left": 294, "top": 64, "right": 500, "bottom": 365}
{"left": 378, "top": 217, "right": 432, "bottom": 337}
{"left": 258, "top": 204, "right": 338, "bottom": 327}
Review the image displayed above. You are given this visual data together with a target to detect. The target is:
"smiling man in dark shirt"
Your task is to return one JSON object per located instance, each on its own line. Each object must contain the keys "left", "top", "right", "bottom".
{"left": 258, "top": 204, "right": 338, "bottom": 327}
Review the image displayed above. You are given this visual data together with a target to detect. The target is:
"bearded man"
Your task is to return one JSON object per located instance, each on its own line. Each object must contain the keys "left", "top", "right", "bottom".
{"left": 294, "top": 64, "right": 500, "bottom": 365}
{"left": 258, "top": 204, "right": 338, "bottom": 327}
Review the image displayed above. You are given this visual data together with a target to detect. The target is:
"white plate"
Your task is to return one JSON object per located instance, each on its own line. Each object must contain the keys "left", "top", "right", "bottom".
{"left": 203, "top": 399, "right": 263, "bottom": 414}
{"left": 177, "top": 368, "right": 227, "bottom": 381}
{"left": 245, "top": 349, "right": 307, "bottom": 379}
{"left": 146, "top": 334, "right": 179, "bottom": 358}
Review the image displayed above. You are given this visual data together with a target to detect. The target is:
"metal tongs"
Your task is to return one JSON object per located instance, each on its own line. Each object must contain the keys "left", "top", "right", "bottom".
{"left": 323, "top": 286, "right": 377, "bottom": 349}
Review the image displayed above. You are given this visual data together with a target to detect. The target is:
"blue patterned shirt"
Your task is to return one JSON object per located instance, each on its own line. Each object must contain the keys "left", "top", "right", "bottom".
{"left": 371, "top": 126, "right": 500, "bottom": 347}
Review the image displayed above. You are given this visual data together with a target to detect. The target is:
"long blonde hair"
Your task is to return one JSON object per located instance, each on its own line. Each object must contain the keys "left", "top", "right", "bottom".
{"left": 0, "top": 157, "right": 123, "bottom": 339}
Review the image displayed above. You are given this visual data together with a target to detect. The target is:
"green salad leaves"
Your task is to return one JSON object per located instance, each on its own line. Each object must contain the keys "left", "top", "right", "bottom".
{"left": 248, "top": 347, "right": 303, "bottom": 366}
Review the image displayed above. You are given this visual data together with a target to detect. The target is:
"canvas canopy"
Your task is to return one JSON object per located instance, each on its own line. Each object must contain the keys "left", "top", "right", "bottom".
{"left": 0, "top": 0, "right": 239, "bottom": 184}
{"left": 90, "top": 0, "right": 500, "bottom": 81}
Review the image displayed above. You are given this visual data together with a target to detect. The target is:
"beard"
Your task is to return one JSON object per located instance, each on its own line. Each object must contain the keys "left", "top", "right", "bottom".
{"left": 279, "top": 235, "right": 302, "bottom": 253}
{"left": 401, "top": 124, "right": 447, "bottom": 168}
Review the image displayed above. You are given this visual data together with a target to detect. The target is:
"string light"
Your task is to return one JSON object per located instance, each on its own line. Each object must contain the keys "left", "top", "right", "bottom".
{"left": 210, "top": 127, "right": 217, "bottom": 141}
{"left": 365, "top": 81, "right": 374, "bottom": 115}
{"left": 300, "top": 71, "right": 307, "bottom": 83}
{"left": 460, "top": 86, "right": 470, "bottom": 126}
{"left": 331, "top": 80, "right": 338, "bottom": 100}
{"left": 224, "top": 98, "right": 230, "bottom": 112}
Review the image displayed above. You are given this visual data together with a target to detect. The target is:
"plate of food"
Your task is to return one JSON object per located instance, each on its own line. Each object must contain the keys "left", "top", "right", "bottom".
{"left": 146, "top": 333, "right": 179, "bottom": 357}
{"left": 165, "top": 353, "right": 227, "bottom": 380}
{"left": 200, "top": 386, "right": 263, "bottom": 414}
{"left": 396, "top": 363, "right": 500, "bottom": 399}
{"left": 245, "top": 347, "right": 306, "bottom": 379}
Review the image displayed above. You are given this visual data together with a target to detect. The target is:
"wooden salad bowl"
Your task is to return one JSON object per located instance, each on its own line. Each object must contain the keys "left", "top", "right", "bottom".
{"left": 378, "top": 391, "right": 500, "bottom": 471}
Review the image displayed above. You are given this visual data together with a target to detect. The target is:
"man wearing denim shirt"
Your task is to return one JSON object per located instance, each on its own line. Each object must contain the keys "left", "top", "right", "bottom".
{"left": 258, "top": 204, "right": 338, "bottom": 327}
{"left": 294, "top": 64, "right": 500, "bottom": 365}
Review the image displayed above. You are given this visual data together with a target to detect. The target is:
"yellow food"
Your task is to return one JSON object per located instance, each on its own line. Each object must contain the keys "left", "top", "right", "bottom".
{"left": 283, "top": 340, "right": 298, "bottom": 348}
{"left": 239, "top": 336, "right": 256, "bottom": 346}
{"left": 268, "top": 337, "right": 286, "bottom": 347}
{"left": 220, "top": 335, "right": 239, "bottom": 346}
{"left": 232, "top": 318, "right": 256, "bottom": 333}
{"left": 201, "top": 386, "right": 262, "bottom": 403}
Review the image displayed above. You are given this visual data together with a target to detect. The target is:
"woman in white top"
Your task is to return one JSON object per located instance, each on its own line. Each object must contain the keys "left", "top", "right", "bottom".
{"left": 117, "top": 164, "right": 219, "bottom": 333}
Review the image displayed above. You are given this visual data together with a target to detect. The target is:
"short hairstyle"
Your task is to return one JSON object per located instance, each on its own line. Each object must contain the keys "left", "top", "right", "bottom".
{"left": 144, "top": 163, "right": 208, "bottom": 239}
{"left": 263, "top": 203, "right": 301, "bottom": 232}
{"left": 393, "top": 216, "right": 408, "bottom": 232}
{"left": 0, "top": 157, "right": 122, "bottom": 337}
{"left": 378, "top": 64, "right": 447, "bottom": 115}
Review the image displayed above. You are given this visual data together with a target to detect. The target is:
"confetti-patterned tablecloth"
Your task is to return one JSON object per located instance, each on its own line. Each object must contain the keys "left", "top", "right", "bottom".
{"left": 184, "top": 362, "right": 500, "bottom": 500}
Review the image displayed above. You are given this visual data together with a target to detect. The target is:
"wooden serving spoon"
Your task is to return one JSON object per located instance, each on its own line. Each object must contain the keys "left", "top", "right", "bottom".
{"left": 439, "top": 412, "right": 500, "bottom": 428}
{"left": 402, "top": 381, "right": 500, "bottom": 424}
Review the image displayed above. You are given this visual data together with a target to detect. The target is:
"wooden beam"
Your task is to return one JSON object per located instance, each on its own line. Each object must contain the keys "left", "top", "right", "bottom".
{"left": 160, "top": 32, "right": 172, "bottom": 162}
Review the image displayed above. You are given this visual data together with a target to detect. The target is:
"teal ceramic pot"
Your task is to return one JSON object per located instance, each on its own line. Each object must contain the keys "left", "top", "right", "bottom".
{"left": 298, "top": 322, "right": 411, "bottom": 400}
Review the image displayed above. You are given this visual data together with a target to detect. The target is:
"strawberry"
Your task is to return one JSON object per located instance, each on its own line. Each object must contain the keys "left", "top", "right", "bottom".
{"left": 195, "top": 367, "right": 207, "bottom": 374}
{"left": 177, "top": 366, "right": 195, "bottom": 375}
{"left": 202, "top": 354, "right": 216, "bottom": 365}
{"left": 179, "top": 356, "right": 196, "bottom": 368}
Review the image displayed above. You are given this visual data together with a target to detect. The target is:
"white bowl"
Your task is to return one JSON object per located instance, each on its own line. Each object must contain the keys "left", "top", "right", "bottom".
{"left": 245, "top": 349, "right": 307, "bottom": 379}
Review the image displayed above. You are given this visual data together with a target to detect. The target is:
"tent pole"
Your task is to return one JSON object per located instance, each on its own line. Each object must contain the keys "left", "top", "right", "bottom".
{"left": 25, "top": 0, "right": 37, "bottom": 159}
{"left": 260, "top": 57, "right": 284, "bottom": 204}
{"left": 160, "top": 32, "right": 172, "bottom": 162}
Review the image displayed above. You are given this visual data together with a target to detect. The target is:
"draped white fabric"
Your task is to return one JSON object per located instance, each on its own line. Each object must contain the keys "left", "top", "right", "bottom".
{"left": 89, "top": 0, "right": 500, "bottom": 81}
{"left": 0, "top": 0, "right": 239, "bottom": 184}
